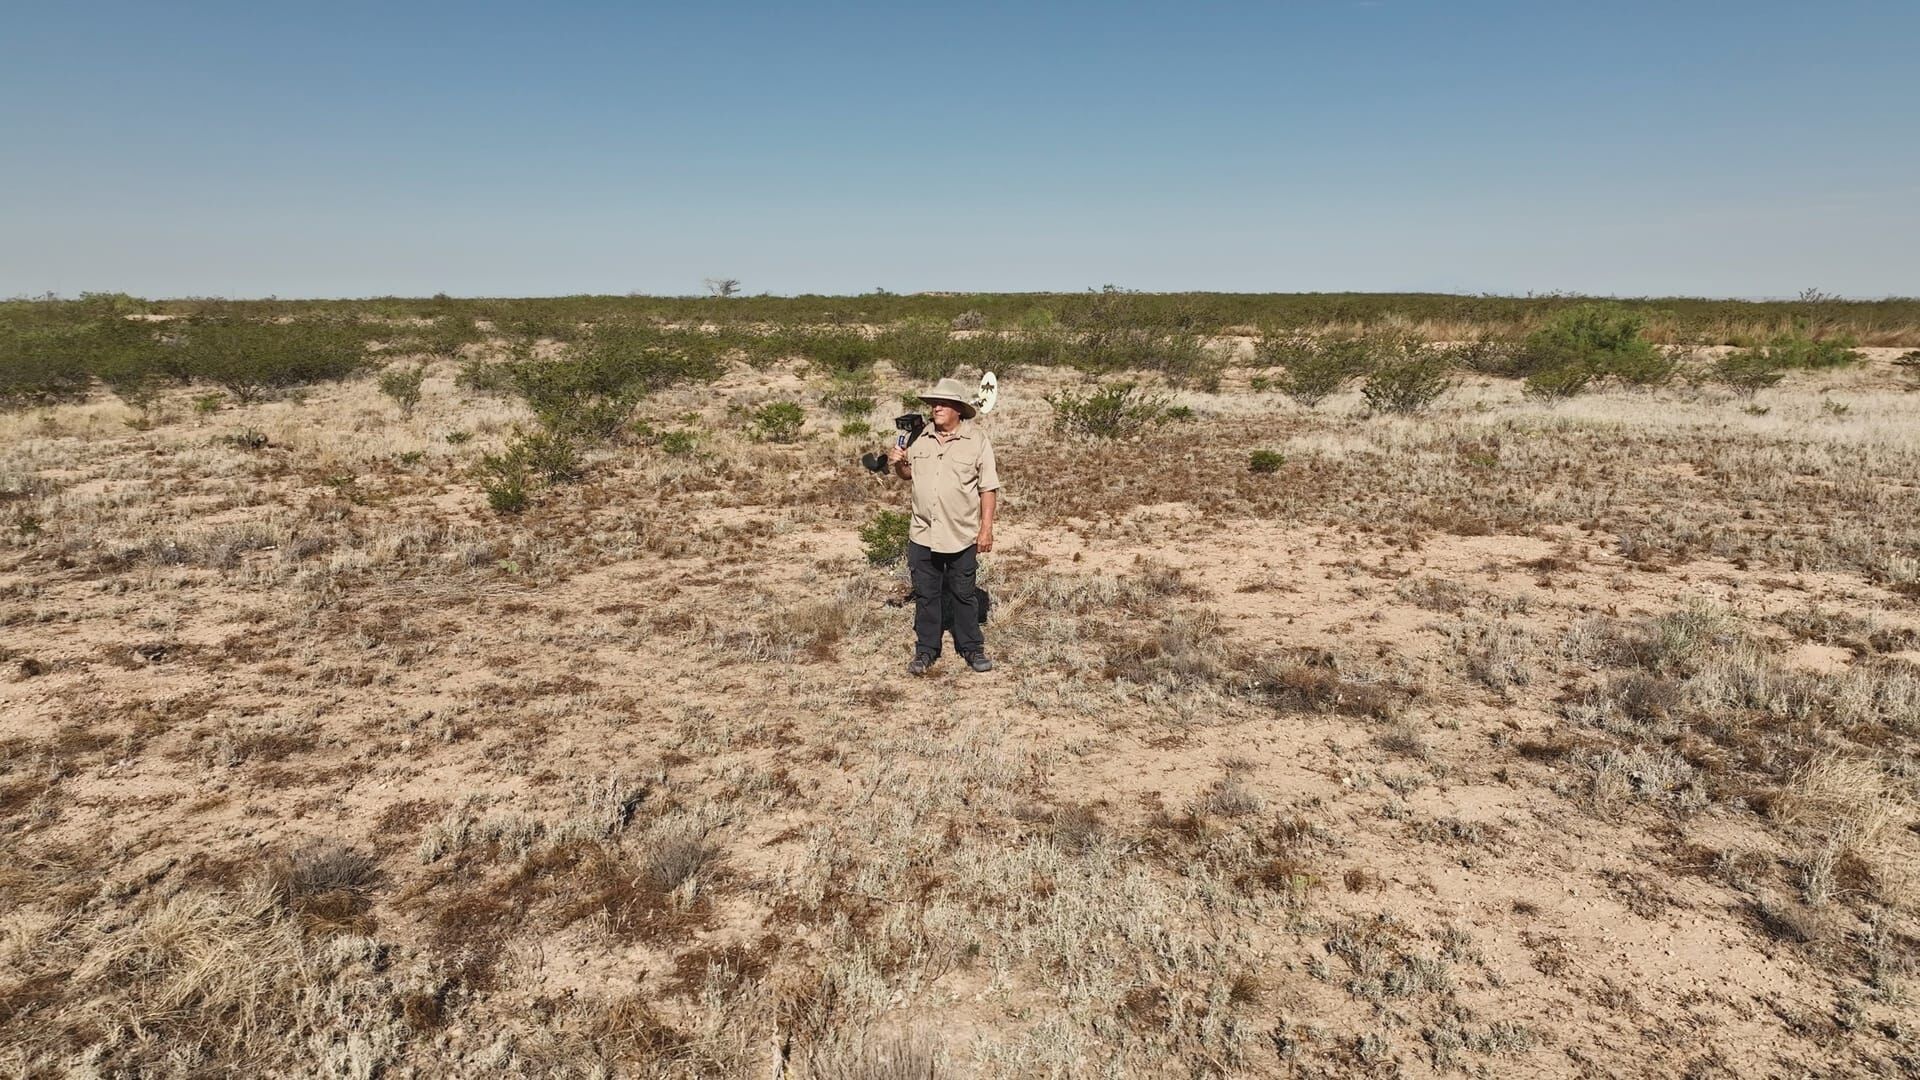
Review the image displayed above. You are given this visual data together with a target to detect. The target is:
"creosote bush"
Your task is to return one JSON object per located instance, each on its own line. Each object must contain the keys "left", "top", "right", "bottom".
{"left": 1710, "top": 351, "right": 1787, "bottom": 396}
{"left": 1249, "top": 450, "right": 1285, "bottom": 474}
{"left": 1046, "top": 381, "right": 1169, "bottom": 439}
{"left": 176, "top": 319, "right": 374, "bottom": 403}
{"left": 1515, "top": 304, "right": 1673, "bottom": 390}
{"left": 859, "top": 509, "right": 912, "bottom": 564}
{"left": 376, "top": 363, "right": 427, "bottom": 418}
{"left": 751, "top": 401, "right": 805, "bottom": 442}
{"left": 1257, "top": 332, "right": 1375, "bottom": 407}
{"left": 476, "top": 428, "right": 580, "bottom": 513}
{"left": 1361, "top": 341, "right": 1454, "bottom": 415}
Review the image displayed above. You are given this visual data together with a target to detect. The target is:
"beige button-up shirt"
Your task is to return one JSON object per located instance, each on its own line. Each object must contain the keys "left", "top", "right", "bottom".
{"left": 907, "top": 419, "right": 1000, "bottom": 553}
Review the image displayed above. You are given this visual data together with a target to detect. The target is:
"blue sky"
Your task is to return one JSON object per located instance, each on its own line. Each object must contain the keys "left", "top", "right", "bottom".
{"left": 3, "top": 1, "right": 1915, "bottom": 299}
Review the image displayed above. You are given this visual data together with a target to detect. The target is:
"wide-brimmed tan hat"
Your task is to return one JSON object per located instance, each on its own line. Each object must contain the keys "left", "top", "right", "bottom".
{"left": 917, "top": 377, "right": 977, "bottom": 419}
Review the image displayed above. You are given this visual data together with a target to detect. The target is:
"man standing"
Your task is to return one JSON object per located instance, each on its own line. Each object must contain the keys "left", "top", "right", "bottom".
{"left": 885, "top": 377, "right": 1000, "bottom": 675}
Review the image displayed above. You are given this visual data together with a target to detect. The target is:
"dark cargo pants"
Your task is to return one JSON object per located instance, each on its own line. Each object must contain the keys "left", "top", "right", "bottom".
{"left": 908, "top": 542, "right": 982, "bottom": 659}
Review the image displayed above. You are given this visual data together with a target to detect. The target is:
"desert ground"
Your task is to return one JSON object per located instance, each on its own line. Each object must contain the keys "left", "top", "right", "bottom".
{"left": 2, "top": 342, "right": 1918, "bottom": 1077}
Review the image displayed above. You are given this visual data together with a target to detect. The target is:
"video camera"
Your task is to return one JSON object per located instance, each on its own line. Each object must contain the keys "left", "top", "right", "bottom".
{"left": 860, "top": 413, "right": 928, "bottom": 473}
{"left": 857, "top": 373, "right": 997, "bottom": 473}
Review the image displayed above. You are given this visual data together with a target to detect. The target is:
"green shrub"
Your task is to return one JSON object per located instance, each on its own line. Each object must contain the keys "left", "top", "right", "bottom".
{"left": 659, "top": 430, "right": 697, "bottom": 455}
{"left": 512, "top": 320, "right": 725, "bottom": 439}
{"left": 478, "top": 451, "right": 530, "bottom": 514}
{"left": 377, "top": 363, "right": 427, "bottom": 418}
{"left": 175, "top": 319, "right": 372, "bottom": 402}
{"left": 1046, "top": 382, "right": 1169, "bottom": 439}
{"left": 1442, "top": 337, "right": 1521, "bottom": 375}
{"left": 821, "top": 381, "right": 877, "bottom": 417}
{"left": 1361, "top": 344, "right": 1454, "bottom": 415}
{"left": 455, "top": 358, "right": 515, "bottom": 396}
{"left": 1280, "top": 349, "right": 1366, "bottom": 407}
{"left": 875, "top": 323, "right": 957, "bottom": 382}
{"left": 838, "top": 420, "right": 872, "bottom": 437}
{"left": 1741, "top": 333, "right": 1861, "bottom": 371}
{"left": 1164, "top": 404, "right": 1195, "bottom": 422}
{"left": 473, "top": 427, "right": 582, "bottom": 513}
{"left": 1522, "top": 366, "right": 1595, "bottom": 401}
{"left": 859, "top": 510, "right": 912, "bottom": 564}
{"left": 1517, "top": 304, "right": 1668, "bottom": 384}
{"left": 1256, "top": 331, "right": 1375, "bottom": 407}
{"left": 514, "top": 429, "right": 583, "bottom": 483}
{"left": 1249, "top": 450, "right": 1285, "bottom": 474}
{"left": 1711, "top": 351, "right": 1786, "bottom": 395}
{"left": 406, "top": 316, "right": 481, "bottom": 359}
{"left": 0, "top": 313, "right": 162, "bottom": 405}
{"left": 751, "top": 401, "right": 805, "bottom": 442}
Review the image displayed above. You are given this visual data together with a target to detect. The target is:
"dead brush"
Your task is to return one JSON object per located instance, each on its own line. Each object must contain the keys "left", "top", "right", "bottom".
{"left": 261, "top": 841, "right": 382, "bottom": 936}
{"left": 1101, "top": 610, "right": 1228, "bottom": 688}
{"left": 763, "top": 585, "right": 871, "bottom": 662}
{"left": 798, "top": 1027, "right": 941, "bottom": 1080}
{"left": 1248, "top": 651, "right": 1407, "bottom": 719}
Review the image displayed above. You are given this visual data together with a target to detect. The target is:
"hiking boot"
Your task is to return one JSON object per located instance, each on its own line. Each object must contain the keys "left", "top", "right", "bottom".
{"left": 963, "top": 652, "right": 994, "bottom": 673}
{"left": 907, "top": 653, "right": 935, "bottom": 676}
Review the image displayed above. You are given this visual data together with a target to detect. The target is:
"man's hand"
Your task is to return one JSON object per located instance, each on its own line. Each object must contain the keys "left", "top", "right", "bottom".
{"left": 885, "top": 444, "right": 907, "bottom": 466}
{"left": 976, "top": 527, "right": 994, "bottom": 553}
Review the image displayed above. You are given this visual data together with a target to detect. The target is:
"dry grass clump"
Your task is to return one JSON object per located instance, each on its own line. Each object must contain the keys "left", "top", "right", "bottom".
{"left": 797, "top": 1028, "right": 941, "bottom": 1080}
{"left": 261, "top": 841, "right": 382, "bottom": 936}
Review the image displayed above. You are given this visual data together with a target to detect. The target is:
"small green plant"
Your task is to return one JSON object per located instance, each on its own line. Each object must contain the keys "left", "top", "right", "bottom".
{"left": 377, "top": 363, "right": 427, "bottom": 418}
{"left": 859, "top": 509, "right": 912, "bottom": 564}
{"left": 396, "top": 450, "right": 426, "bottom": 466}
{"left": 1164, "top": 404, "right": 1195, "bottom": 422}
{"left": 1046, "top": 382, "right": 1169, "bottom": 439}
{"left": 1361, "top": 345, "right": 1454, "bottom": 415}
{"left": 478, "top": 450, "right": 530, "bottom": 514}
{"left": 1821, "top": 398, "right": 1851, "bottom": 417}
{"left": 1249, "top": 450, "right": 1285, "bottom": 474}
{"left": 751, "top": 400, "right": 805, "bottom": 442}
{"left": 659, "top": 429, "right": 697, "bottom": 455}
{"left": 821, "top": 378, "right": 877, "bottom": 417}
{"left": 838, "top": 420, "right": 872, "bottom": 437}
{"left": 513, "top": 429, "right": 583, "bottom": 483}
{"left": 444, "top": 429, "right": 473, "bottom": 445}
{"left": 1249, "top": 375, "right": 1272, "bottom": 392}
{"left": 193, "top": 392, "right": 224, "bottom": 415}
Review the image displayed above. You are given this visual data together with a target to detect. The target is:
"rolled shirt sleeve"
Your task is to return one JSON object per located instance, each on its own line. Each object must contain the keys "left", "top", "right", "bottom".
{"left": 978, "top": 434, "right": 1000, "bottom": 493}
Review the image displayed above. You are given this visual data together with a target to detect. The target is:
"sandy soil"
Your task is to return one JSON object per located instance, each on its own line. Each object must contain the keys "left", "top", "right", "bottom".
{"left": 2, "top": 354, "right": 1918, "bottom": 1077}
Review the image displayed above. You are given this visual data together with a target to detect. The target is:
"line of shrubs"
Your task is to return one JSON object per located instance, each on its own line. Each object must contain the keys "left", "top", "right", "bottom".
{"left": 27, "top": 287, "right": 1919, "bottom": 345}
{"left": 2, "top": 298, "right": 1874, "bottom": 426}
{"left": 1247, "top": 304, "right": 1864, "bottom": 408}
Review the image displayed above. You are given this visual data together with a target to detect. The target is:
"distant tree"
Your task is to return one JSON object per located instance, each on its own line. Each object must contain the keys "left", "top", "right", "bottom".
{"left": 704, "top": 278, "right": 741, "bottom": 299}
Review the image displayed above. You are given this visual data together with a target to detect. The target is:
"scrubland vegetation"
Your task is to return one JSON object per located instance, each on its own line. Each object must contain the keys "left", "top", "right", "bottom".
{"left": 2, "top": 289, "right": 1918, "bottom": 1076}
